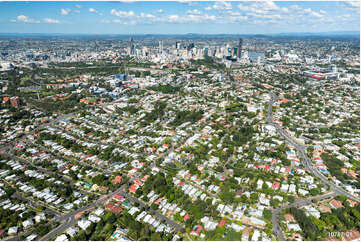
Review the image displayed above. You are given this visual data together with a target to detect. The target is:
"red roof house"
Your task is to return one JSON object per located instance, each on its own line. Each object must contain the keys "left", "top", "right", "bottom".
{"left": 272, "top": 182, "right": 280, "bottom": 190}
{"left": 218, "top": 220, "right": 226, "bottom": 227}
{"left": 113, "top": 194, "right": 124, "bottom": 202}
{"left": 113, "top": 176, "right": 122, "bottom": 184}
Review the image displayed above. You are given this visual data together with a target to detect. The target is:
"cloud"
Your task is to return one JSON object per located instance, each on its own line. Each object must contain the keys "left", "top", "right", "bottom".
{"left": 162, "top": 13, "right": 217, "bottom": 24}
{"left": 10, "top": 15, "right": 61, "bottom": 24}
{"left": 11, "top": 15, "right": 40, "bottom": 23}
{"left": 341, "top": 1, "right": 360, "bottom": 12}
{"left": 227, "top": 11, "right": 240, "bottom": 16}
{"left": 168, "top": 15, "right": 180, "bottom": 23}
{"left": 178, "top": 0, "right": 198, "bottom": 6}
{"left": 89, "top": 7, "right": 103, "bottom": 15}
{"left": 280, "top": 7, "right": 289, "bottom": 13}
{"left": 99, "top": 1, "right": 352, "bottom": 28}
{"left": 304, "top": 8, "right": 324, "bottom": 18}
{"left": 156, "top": 9, "right": 163, "bottom": 13}
{"left": 238, "top": 1, "right": 280, "bottom": 14}
{"left": 212, "top": 1, "right": 232, "bottom": 10}
{"left": 110, "top": 9, "right": 135, "bottom": 18}
{"left": 61, "top": 8, "right": 71, "bottom": 15}
{"left": 344, "top": 1, "right": 360, "bottom": 8}
{"left": 89, "top": 8, "right": 98, "bottom": 13}
{"left": 289, "top": 5, "right": 302, "bottom": 11}
{"left": 140, "top": 12, "right": 155, "bottom": 19}
{"left": 101, "top": 19, "right": 134, "bottom": 24}
{"left": 310, "top": 12, "right": 323, "bottom": 18}
{"left": 75, "top": 5, "right": 82, "bottom": 8}
{"left": 43, "top": 18, "right": 61, "bottom": 24}
{"left": 186, "top": 9, "right": 202, "bottom": 15}
{"left": 186, "top": 14, "right": 217, "bottom": 23}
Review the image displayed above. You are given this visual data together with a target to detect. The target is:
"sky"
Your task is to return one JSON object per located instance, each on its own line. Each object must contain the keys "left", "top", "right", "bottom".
{"left": 0, "top": 1, "right": 359, "bottom": 35}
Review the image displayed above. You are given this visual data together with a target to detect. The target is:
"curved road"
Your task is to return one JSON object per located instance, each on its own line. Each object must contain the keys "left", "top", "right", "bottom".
{"left": 272, "top": 192, "right": 336, "bottom": 240}
{"left": 267, "top": 92, "right": 359, "bottom": 202}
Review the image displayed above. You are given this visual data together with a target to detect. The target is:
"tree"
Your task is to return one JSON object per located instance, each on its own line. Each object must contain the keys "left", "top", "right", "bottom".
{"left": 150, "top": 232, "right": 162, "bottom": 241}
{"left": 263, "top": 209, "right": 272, "bottom": 221}
{"left": 107, "top": 214, "right": 116, "bottom": 224}
{"left": 92, "top": 174, "right": 107, "bottom": 186}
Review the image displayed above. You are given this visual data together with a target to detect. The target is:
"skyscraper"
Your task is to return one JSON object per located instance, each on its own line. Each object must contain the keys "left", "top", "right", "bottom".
{"left": 237, "top": 38, "right": 243, "bottom": 58}
{"left": 130, "top": 37, "right": 135, "bottom": 56}
{"left": 159, "top": 40, "right": 163, "bottom": 54}
{"left": 233, "top": 47, "right": 238, "bottom": 57}
{"left": 204, "top": 47, "right": 209, "bottom": 57}
{"left": 176, "top": 41, "right": 181, "bottom": 50}
{"left": 187, "top": 43, "right": 194, "bottom": 51}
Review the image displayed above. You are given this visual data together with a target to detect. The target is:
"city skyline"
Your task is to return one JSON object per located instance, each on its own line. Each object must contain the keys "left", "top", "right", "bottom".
{"left": 0, "top": 1, "right": 360, "bottom": 35}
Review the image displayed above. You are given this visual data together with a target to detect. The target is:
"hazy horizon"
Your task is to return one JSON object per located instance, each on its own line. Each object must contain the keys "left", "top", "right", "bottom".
{"left": 0, "top": 1, "right": 359, "bottom": 35}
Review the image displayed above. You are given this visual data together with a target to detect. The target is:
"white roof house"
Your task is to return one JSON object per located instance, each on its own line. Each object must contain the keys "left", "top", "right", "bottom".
{"left": 94, "top": 208, "right": 105, "bottom": 217}
{"left": 280, "top": 184, "right": 289, "bottom": 193}
{"left": 78, "top": 219, "right": 91, "bottom": 230}
{"left": 34, "top": 213, "right": 46, "bottom": 223}
{"left": 257, "top": 179, "right": 264, "bottom": 189}
{"left": 287, "top": 223, "right": 301, "bottom": 232}
{"left": 251, "top": 229, "right": 261, "bottom": 241}
{"left": 25, "top": 233, "right": 38, "bottom": 241}
{"left": 66, "top": 227, "right": 79, "bottom": 238}
{"left": 8, "top": 226, "right": 18, "bottom": 235}
{"left": 55, "top": 234, "right": 68, "bottom": 242}
{"left": 88, "top": 214, "right": 101, "bottom": 223}
{"left": 22, "top": 219, "right": 34, "bottom": 229}
{"left": 288, "top": 184, "right": 296, "bottom": 194}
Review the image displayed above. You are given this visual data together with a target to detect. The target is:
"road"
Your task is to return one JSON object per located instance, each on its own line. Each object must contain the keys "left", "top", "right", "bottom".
{"left": 40, "top": 186, "right": 125, "bottom": 241}
{"left": 118, "top": 190, "right": 184, "bottom": 232}
{"left": 272, "top": 192, "right": 336, "bottom": 240}
{"left": 1, "top": 100, "right": 191, "bottom": 240}
{"left": 1, "top": 152, "right": 73, "bottom": 185}
{"left": 0, "top": 112, "right": 75, "bottom": 153}
{"left": 12, "top": 192, "right": 61, "bottom": 217}
{"left": 266, "top": 92, "right": 359, "bottom": 202}
{"left": 40, "top": 184, "right": 184, "bottom": 241}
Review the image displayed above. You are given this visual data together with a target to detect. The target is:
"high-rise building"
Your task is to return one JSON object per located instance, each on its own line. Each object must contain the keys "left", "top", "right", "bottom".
{"left": 176, "top": 41, "right": 181, "bottom": 50}
{"left": 187, "top": 43, "right": 194, "bottom": 51}
{"left": 237, "top": 38, "right": 243, "bottom": 58}
{"left": 129, "top": 38, "right": 135, "bottom": 56}
{"left": 232, "top": 47, "right": 238, "bottom": 57}
{"left": 227, "top": 47, "right": 232, "bottom": 56}
{"left": 204, "top": 47, "right": 209, "bottom": 57}
{"left": 159, "top": 40, "right": 163, "bottom": 54}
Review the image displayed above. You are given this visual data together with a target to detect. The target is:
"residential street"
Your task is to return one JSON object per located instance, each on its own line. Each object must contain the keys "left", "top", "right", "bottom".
{"left": 271, "top": 192, "right": 336, "bottom": 240}
{"left": 267, "top": 92, "right": 359, "bottom": 202}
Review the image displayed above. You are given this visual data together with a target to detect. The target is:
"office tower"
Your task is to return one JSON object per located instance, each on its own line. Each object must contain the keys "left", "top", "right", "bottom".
{"left": 233, "top": 47, "right": 238, "bottom": 57}
{"left": 227, "top": 47, "right": 232, "bottom": 56}
{"left": 187, "top": 43, "right": 194, "bottom": 51}
{"left": 238, "top": 38, "right": 243, "bottom": 58}
{"left": 176, "top": 41, "right": 181, "bottom": 50}
{"left": 159, "top": 40, "right": 163, "bottom": 54}
{"left": 204, "top": 47, "right": 209, "bottom": 57}
{"left": 130, "top": 38, "right": 135, "bottom": 56}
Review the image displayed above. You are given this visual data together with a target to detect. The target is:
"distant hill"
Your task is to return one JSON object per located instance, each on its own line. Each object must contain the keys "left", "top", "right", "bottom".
{"left": 0, "top": 31, "right": 359, "bottom": 39}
